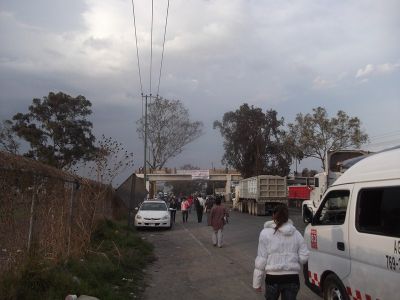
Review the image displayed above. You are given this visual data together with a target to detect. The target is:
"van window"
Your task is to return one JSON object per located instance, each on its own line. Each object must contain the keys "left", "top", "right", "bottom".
{"left": 314, "top": 178, "right": 319, "bottom": 188}
{"left": 356, "top": 187, "right": 400, "bottom": 238}
{"left": 314, "top": 190, "right": 350, "bottom": 225}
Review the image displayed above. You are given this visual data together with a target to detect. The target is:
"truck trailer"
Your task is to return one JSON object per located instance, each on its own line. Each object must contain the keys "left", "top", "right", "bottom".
{"left": 238, "top": 175, "right": 287, "bottom": 216}
{"left": 288, "top": 185, "right": 312, "bottom": 208}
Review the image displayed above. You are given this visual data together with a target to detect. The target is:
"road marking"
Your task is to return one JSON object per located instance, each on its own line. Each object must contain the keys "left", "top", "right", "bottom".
{"left": 182, "top": 225, "right": 212, "bottom": 256}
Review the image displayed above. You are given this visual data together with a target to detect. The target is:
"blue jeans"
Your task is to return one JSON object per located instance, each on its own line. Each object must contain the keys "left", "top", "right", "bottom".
{"left": 265, "top": 282, "right": 299, "bottom": 300}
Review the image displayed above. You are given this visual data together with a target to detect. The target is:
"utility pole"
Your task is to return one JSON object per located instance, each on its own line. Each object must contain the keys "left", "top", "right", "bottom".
{"left": 143, "top": 94, "right": 150, "bottom": 185}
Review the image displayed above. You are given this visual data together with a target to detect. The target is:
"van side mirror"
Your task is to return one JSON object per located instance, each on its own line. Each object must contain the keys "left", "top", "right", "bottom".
{"left": 303, "top": 206, "right": 313, "bottom": 224}
{"left": 134, "top": 207, "right": 139, "bottom": 211}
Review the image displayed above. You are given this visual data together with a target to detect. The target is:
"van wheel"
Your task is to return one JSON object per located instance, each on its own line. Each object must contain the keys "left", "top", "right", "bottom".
{"left": 323, "top": 274, "right": 349, "bottom": 300}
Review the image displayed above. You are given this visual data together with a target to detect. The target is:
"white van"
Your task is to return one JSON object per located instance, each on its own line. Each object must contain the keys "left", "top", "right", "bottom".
{"left": 303, "top": 147, "right": 400, "bottom": 300}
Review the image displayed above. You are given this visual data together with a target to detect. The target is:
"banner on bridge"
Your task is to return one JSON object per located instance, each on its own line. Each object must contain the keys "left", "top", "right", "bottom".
{"left": 177, "top": 169, "right": 210, "bottom": 180}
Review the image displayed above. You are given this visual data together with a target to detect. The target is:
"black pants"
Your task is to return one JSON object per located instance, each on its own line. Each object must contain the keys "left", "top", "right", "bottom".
{"left": 182, "top": 210, "right": 188, "bottom": 223}
{"left": 196, "top": 209, "right": 203, "bottom": 223}
{"left": 265, "top": 274, "right": 299, "bottom": 300}
{"left": 170, "top": 209, "right": 176, "bottom": 223}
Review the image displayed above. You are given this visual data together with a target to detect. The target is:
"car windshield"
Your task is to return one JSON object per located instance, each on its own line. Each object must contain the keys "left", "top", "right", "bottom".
{"left": 140, "top": 202, "right": 167, "bottom": 211}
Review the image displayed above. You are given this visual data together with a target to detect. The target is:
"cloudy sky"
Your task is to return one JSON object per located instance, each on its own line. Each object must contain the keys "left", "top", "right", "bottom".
{"left": 1, "top": 0, "right": 399, "bottom": 183}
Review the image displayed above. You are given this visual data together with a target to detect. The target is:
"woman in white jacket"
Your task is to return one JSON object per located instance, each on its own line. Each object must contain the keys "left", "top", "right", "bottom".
{"left": 253, "top": 205, "right": 309, "bottom": 300}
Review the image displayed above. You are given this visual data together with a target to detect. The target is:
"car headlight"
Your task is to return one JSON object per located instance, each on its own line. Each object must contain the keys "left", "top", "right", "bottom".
{"left": 161, "top": 214, "right": 169, "bottom": 220}
{"left": 136, "top": 214, "right": 142, "bottom": 219}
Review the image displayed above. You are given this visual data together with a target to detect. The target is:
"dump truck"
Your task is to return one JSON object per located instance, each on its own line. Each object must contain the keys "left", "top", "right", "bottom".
{"left": 237, "top": 175, "right": 287, "bottom": 216}
{"left": 288, "top": 185, "right": 312, "bottom": 208}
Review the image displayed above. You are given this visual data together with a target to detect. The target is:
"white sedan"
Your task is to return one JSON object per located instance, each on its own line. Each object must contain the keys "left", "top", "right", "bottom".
{"left": 134, "top": 200, "right": 172, "bottom": 229}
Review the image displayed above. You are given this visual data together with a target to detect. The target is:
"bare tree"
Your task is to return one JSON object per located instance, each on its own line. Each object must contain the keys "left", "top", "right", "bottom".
{"left": 137, "top": 97, "right": 203, "bottom": 170}
{"left": 88, "top": 135, "right": 134, "bottom": 184}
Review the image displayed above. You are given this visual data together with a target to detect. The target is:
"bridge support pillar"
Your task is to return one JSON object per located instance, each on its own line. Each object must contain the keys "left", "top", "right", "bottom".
{"left": 225, "top": 174, "right": 232, "bottom": 202}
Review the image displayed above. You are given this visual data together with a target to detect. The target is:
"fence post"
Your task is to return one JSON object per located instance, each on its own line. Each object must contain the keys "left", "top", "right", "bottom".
{"left": 27, "top": 176, "right": 37, "bottom": 254}
{"left": 67, "top": 180, "right": 79, "bottom": 257}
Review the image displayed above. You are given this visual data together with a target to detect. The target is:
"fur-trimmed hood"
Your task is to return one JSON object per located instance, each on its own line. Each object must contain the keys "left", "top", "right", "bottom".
{"left": 264, "top": 219, "right": 296, "bottom": 236}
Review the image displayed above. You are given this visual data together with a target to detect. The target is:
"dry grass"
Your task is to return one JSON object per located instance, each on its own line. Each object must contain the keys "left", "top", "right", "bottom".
{"left": 0, "top": 151, "right": 117, "bottom": 280}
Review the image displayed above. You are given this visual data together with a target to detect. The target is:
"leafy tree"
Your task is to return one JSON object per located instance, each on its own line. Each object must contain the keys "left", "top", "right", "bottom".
{"left": 309, "top": 169, "right": 318, "bottom": 177}
{"left": 213, "top": 103, "right": 292, "bottom": 178}
{"left": 288, "top": 107, "right": 368, "bottom": 170}
{"left": 136, "top": 97, "right": 203, "bottom": 170}
{"left": 301, "top": 168, "right": 317, "bottom": 177}
{"left": 286, "top": 121, "right": 304, "bottom": 168}
{"left": 181, "top": 164, "right": 200, "bottom": 170}
{"left": 0, "top": 120, "right": 19, "bottom": 154}
{"left": 11, "top": 92, "right": 97, "bottom": 169}
{"left": 301, "top": 168, "right": 310, "bottom": 177}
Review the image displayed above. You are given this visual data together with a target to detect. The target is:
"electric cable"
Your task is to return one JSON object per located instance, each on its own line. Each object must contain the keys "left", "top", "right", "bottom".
{"left": 130, "top": 0, "right": 144, "bottom": 96}
{"left": 368, "top": 130, "right": 400, "bottom": 141}
{"left": 156, "top": 0, "right": 170, "bottom": 97}
{"left": 149, "top": 0, "right": 154, "bottom": 96}
{"left": 367, "top": 138, "right": 400, "bottom": 147}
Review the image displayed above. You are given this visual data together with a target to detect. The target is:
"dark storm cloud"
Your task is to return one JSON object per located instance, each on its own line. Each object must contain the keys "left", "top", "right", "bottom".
{"left": 1, "top": 0, "right": 399, "bottom": 177}
{"left": 0, "top": 0, "right": 87, "bottom": 32}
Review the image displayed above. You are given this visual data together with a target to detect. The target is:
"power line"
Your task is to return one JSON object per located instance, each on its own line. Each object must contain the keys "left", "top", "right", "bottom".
{"left": 367, "top": 138, "right": 400, "bottom": 147}
{"left": 130, "top": 0, "right": 144, "bottom": 96}
{"left": 149, "top": 0, "right": 154, "bottom": 96}
{"left": 156, "top": 0, "right": 170, "bottom": 97}
{"left": 369, "top": 130, "right": 400, "bottom": 141}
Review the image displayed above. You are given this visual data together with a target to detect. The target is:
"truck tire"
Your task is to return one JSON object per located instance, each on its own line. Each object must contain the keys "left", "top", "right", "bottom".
{"left": 323, "top": 274, "right": 349, "bottom": 300}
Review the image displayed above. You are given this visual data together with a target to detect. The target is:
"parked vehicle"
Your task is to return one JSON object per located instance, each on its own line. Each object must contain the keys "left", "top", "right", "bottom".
{"left": 302, "top": 149, "right": 370, "bottom": 221}
{"left": 134, "top": 200, "right": 172, "bottom": 229}
{"left": 288, "top": 185, "right": 312, "bottom": 208}
{"left": 303, "top": 147, "right": 400, "bottom": 300}
{"left": 237, "top": 175, "right": 287, "bottom": 215}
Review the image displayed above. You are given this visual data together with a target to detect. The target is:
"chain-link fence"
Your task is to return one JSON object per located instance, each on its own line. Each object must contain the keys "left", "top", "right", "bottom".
{"left": 0, "top": 151, "right": 115, "bottom": 279}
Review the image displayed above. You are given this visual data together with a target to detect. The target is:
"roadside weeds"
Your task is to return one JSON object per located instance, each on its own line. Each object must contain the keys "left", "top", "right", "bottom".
{"left": 0, "top": 220, "right": 155, "bottom": 300}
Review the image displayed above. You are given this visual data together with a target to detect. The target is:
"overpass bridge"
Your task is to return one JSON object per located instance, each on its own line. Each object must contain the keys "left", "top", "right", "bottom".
{"left": 135, "top": 170, "right": 242, "bottom": 201}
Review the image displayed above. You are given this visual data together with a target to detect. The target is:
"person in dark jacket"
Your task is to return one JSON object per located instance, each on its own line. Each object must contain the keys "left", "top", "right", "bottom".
{"left": 169, "top": 197, "right": 178, "bottom": 223}
{"left": 194, "top": 196, "right": 205, "bottom": 223}
{"left": 205, "top": 196, "right": 214, "bottom": 225}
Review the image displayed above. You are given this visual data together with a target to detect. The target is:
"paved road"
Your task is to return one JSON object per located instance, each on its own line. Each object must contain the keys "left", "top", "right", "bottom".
{"left": 140, "top": 208, "right": 321, "bottom": 300}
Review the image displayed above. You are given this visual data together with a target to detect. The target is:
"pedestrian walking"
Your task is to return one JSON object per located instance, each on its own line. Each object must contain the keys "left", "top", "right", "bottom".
{"left": 187, "top": 195, "right": 193, "bottom": 214}
{"left": 253, "top": 204, "right": 309, "bottom": 300}
{"left": 181, "top": 197, "right": 189, "bottom": 223}
{"left": 169, "top": 197, "right": 178, "bottom": 223}
{"left": 209, "top": 197, "right": 229, "bottom": 248}
{"left": 204, "top": 196, "right": 214, "bottom": 226}
{"left": 194, "top": 195, "right": 205, "bottom": 223}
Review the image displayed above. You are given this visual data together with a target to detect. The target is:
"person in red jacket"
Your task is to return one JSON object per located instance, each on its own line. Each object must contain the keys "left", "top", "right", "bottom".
{"left": 181, "top": 197, "right": 189, "bottom": 223}
{"left": 209, "top": 197, "right": 229, "bottom": 247}
{"left": 187, "top": 195, "right": 194, "bottom": 214}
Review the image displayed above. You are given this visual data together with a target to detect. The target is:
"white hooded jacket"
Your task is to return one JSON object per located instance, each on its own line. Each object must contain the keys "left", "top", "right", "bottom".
{"left": 252, "top": 220, "right": 309, "bottom": 289}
